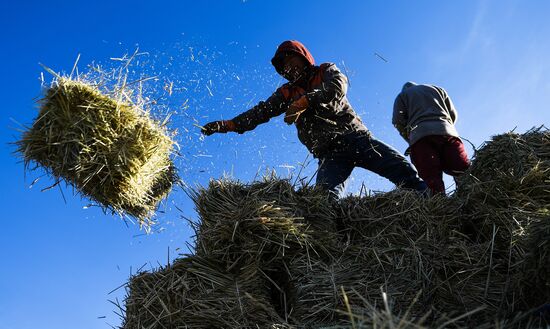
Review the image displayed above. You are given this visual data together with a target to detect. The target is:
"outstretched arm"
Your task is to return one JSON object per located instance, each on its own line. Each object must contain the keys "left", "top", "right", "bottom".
{"left": 230, "top": 90, "right": 288, "bottom": 133}
{"left": 201, "top": 90, "right": 288, "bottom": 135}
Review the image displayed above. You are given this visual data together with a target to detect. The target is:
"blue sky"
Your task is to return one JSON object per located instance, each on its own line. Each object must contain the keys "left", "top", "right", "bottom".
{"left": 1, "top": 1, "right": 549, "bottom": 328}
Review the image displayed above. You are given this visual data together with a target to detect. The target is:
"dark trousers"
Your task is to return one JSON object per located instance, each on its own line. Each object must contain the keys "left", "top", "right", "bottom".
{"left": 410, "top": 135, "right": 470, "bottom": 194}
{"left": 316, "top": 132, "right": 427, "bottom": 197}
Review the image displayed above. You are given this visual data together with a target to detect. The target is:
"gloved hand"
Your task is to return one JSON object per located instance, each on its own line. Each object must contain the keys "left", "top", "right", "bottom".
{"left": 284, "top": 96, "right": 309, "bottom": 125}
{"left": 201, "top": 120, "right": 236, "bottom": 136}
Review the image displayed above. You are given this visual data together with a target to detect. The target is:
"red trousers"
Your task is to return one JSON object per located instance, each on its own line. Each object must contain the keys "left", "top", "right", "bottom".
{"left": 410, "top": 135, "right": 470, "bottom": 194}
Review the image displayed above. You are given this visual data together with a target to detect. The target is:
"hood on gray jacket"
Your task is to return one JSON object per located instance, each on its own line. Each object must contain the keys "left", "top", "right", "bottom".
{"left": 402, "top": 81, "right": 417, "bottom": 93}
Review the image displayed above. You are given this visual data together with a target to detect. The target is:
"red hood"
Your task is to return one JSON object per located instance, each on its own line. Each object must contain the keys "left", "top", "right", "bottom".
{"left": 271, "top": 40, "right": 315, "bottom": 75}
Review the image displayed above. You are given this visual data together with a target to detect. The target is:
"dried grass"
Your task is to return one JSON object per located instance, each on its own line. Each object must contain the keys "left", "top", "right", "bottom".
{"left": 17, "top": 77, "right": 177, "bottom": 226}
{"left": 122, "top": 256, "right": 287, "bottom": 328}
{"left": 122, "top": 128, "right": 550, "bottom": 328}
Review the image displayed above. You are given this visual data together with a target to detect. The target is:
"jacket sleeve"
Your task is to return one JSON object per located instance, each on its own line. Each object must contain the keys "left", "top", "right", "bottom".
{"left": 435, "top": 86, "right": 457, "bottom": 123}
{"left": 305, "top": 64, "right": 348, "bottom": 112}
{"left": 392, "top": 93, "right": 409, "bottom": 142}
{"left": 444, "top": 91, "right": 458, "bottom": 123}
{"left": 231, "top": 89, "right": 289, "bottom": 133}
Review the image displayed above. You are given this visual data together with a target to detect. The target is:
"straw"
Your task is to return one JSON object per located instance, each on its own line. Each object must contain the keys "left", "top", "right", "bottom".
{"left": 17, "top": 76, "right": 177, "bottom": 227}
{"left": 122, "top": 128, "right": 550, "bottom": 328}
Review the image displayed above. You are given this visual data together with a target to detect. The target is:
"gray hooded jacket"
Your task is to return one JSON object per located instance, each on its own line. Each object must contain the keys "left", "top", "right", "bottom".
{"left": 392, "top": 82, "right": 459, "bottom": 145}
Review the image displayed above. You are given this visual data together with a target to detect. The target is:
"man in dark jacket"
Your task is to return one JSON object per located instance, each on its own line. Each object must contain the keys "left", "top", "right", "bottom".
{"left": 392, "top": 82, "right": 470, "bottom": 194}
{"left": 202, "top": 40, "right": 427, "bottom": 197}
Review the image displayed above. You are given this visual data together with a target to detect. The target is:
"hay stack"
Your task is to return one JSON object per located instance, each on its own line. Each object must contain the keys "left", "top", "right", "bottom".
{"left": 17, "top": 78, "right": 177, "bottom": 225}
{"left": 122, "top": 128, "right": 550, "bottom": 328}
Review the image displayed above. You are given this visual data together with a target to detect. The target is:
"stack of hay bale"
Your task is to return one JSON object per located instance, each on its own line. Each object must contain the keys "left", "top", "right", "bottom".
{"left": 122, "top": 128, "right": 550, "bottom": 329}
{"left": 17, "top": 77, "right": 177, "bottom": 227}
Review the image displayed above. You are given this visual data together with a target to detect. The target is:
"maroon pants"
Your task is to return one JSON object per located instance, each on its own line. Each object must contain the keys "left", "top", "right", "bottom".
{"left": 410, "top": 135, "right": 470, "bottom": 194}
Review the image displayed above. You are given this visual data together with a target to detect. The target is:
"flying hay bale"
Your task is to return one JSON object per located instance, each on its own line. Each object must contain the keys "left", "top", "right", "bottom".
{"left": 16, "top": 77, "right": 177, "bottom": 226}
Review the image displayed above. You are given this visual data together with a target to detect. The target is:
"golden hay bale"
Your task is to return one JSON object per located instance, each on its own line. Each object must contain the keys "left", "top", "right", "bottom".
{"left": 17, "top": 78, "right": 177, "bottom": 225}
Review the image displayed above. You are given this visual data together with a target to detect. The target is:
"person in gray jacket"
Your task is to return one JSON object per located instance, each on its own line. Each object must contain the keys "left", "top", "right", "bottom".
{"left": 392, "top": 82, "right": 470, "bottom": 194}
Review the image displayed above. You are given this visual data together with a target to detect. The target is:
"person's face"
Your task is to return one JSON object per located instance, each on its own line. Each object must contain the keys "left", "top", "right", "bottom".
{"left": 282, "top": 54, "right": 308, "bottom": 82}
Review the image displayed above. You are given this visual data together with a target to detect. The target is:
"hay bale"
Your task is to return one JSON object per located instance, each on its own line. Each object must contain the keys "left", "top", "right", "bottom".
{"left": 431, "top": 234, "right": 518, "bottom": 323}
{"left": 122, "top": 255, "right": 288, "bottom": 329}
{"left": 287, "top": 191, "right": 456, "bottom": 326}
{"left": 191, "top": 178, "right": 339, "bottom": 270}
{"left": 456, "top": 127, "right": 550, "bottom": 211}
{"left": 336, "top": 190, "right": 459, "bottom": 245}
{"left": 287, "top": 253, "right": 367, "bottom": 326}
{"left": 17, "top": 78, "right": 177, "bottom": 225}
{"left": 287, "top": 249, "right": 434, "bottom": 327}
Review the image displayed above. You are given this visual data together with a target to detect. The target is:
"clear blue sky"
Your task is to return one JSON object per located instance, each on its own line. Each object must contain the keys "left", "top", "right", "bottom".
{"left": 1, "top": 1, "right": 549, "bottom": 328}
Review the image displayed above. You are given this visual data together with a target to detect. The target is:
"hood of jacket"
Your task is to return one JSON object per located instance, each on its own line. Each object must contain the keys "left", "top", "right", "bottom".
{"left": 271, "top": 40, "right": 315, "bottom": 76}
